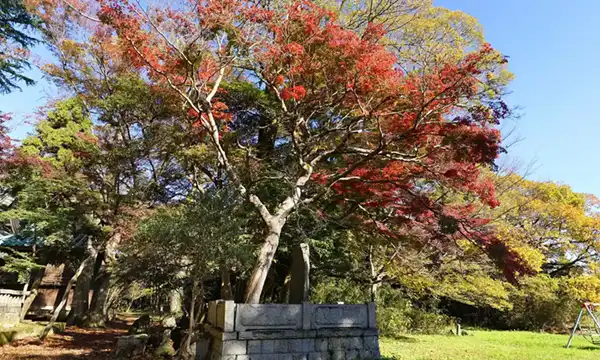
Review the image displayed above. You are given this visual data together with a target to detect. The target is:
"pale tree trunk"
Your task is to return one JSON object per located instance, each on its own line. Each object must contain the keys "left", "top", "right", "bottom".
{"left": 87, "top": 234, "right": 119, "bottom": 327}
{"left": 243, "top": 169, "right": 313, "bottom": 304}
{"left": 66, "top": 256, "right": 94, "bottom": 326}
{"left": 368, "top": 245, "right": 386, "bottom": 302}
{"left": 244, "top": 221, "right": 284, "bottom": 304}
{"left": 87, "top": 270, "right": 110, "bottom": 327}
{"left": 20, "top": 268, "right": 44, "bottom": 320}
{"left": 41, "top": 240, "right": 97, "bottom": 341}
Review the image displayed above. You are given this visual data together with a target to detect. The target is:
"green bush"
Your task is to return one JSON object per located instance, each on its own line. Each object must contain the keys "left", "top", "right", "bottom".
{"left": 311, "top": 277, "right": 370, "bottom": 304}
{"left": 312, "top": 278, "right": 454, "bottom": 336}
{"left": 501, "top": 275, "right": 579, "bottom": 332}
{"left": 378, "top": 303, "right": 454, "bottom": 337}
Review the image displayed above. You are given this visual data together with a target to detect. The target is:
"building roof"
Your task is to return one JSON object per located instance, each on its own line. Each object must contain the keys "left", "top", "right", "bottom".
{"left": 0, "top": 232, "right": 36, "bottom": 247}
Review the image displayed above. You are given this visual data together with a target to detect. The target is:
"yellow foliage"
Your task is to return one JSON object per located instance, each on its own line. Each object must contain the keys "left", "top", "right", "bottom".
{"left": 565, "top": 276, "right": 600, "bottom": 303}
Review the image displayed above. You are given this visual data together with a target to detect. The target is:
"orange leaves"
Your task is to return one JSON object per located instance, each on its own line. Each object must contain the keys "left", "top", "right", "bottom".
{"left": 281, "top": 85, "right": 306, "bottom": 101}
{"left": 282, "top": 42, "right": 304, "bottom": 56}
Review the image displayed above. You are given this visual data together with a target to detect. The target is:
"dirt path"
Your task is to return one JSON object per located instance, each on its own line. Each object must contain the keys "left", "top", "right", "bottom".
{"left": 0, "top": 326, "right": 127, "bottom": 360}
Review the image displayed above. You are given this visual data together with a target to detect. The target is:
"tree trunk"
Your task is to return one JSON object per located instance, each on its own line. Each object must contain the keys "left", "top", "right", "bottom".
{"left": 244, "top": 221, "right": 283, "bottom": 304}
{"left": 41, "top": 244, "right": 96, "bottom": 341}
{"left": 87, "top": 234, "right": 119, "bottom": 327}
{"left": 178, "top": 282, "right": 202, "bottom": 360}
{"left": 220, "top": 264, "right": 233, "bottom": 300}
{"left": 86, "top": 270, "right": 110, "bottom": 327}
{"left": 67, "top": 257, "right": 94, "bottom": 326}
{"left": 368, "top": 245, "right": 384, "bottom": 302}
{"left": 20, "top": 268, "right": 44, "bottom": 320}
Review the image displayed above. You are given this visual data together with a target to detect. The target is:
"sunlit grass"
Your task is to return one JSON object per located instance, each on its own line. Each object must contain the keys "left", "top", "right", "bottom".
{"left": 380, "top": 330, "right": 600, "bottom": 360}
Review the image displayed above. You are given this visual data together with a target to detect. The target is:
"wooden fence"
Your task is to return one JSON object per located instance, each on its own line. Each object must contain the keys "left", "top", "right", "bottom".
{"left": 0, "top": 289, "right": 28, "bottom": 325}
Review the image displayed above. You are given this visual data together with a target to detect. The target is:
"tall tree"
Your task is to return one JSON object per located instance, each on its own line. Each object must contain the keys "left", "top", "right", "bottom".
{"left": 0, "top": 0, "right": 38, "bottom": 93}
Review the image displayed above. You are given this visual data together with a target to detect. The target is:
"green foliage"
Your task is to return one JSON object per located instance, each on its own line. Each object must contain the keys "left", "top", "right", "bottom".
{"left": 311, "top": 277, "right": 370, "bottom": 304}
{"left": 312, "top": 279, "right": 453, "bottom": 335}
{"left": 502, "top": 275, "right": 571, "bottom": 331}
{"left": 377, "top": 302, "right": 454, "bottom": 337}
{"left": 116, "top": 188, "right": 254, "bottom": 291}
{"left": 0, "top": 246, "right": 43, "bottom": 282}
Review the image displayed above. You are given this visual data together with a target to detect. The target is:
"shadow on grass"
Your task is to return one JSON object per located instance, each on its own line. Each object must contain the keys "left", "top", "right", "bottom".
{"left": 389, "top": 335, "right": 419, "bottom": 343}
{"left": 568, "top": 345, "right": 600, "bottom": 351}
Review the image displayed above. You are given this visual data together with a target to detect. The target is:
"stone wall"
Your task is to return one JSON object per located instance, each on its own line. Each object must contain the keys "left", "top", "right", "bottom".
{"left": 198, "top": 301, "right": 381, "bottom": 360}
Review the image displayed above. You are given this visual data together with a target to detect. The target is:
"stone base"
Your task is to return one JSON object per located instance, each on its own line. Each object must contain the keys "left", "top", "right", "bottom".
{"left": 198, "top": 302, "right": 381, "bottom": 360}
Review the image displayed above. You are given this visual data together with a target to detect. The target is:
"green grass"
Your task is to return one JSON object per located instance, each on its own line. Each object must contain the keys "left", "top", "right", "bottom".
{"left": 0, "top": 321, "right": 65, "bottom": 345}
{"left": 380, "top": 330, "right": 600, "bottom": 360}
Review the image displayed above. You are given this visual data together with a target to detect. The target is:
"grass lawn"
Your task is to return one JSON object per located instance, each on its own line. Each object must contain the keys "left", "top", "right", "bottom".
{"left": 380, "top": 330, "right": 600, "bottom": 360}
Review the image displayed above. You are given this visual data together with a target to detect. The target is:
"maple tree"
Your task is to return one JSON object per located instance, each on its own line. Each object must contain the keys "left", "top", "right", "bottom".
{"left": 69, "top": 0, "right": 522, "bottom": 304}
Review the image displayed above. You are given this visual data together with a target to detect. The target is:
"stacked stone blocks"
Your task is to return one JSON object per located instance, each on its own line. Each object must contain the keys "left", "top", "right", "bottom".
{"left": 200, "top": 301, "right": 381, "bottom": 360}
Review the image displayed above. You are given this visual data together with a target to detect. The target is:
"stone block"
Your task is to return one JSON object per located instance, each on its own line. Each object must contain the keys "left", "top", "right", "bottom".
{"left": 208, "top": 301, "right": 217, "bottom": 326}
{"left": 302, "top": 302, "right": 311, "bottom": 330}
{"left": 236, "top": 304, "right": 303, "bottom": 331}
{"left": 367, "top": 303, "right": 377, "bottom": 329}
{"left": 328, "top": 337, "right": 363, "bottom": 351}
{"left": 316, "top": 328, "right": 364, "bottom": 338}
{"left": 308, "top": 353, "right": 328, "bottom": 360}
{"left": 247, "top": 354, "right": 293, "bottom": 360}
{"left": 274, "top": 339, "right": 290, "bottom": 353}
{"left": 331, "top": 351, "right": 345, "bottom": 360}
{"left": 221, "top": 340, "right": 247, "bottom": 355}
{"left": 216, "top": 301, "right": 236, "bottom": 332}
{"left": 194, "top": 338, "right": 210, "bottom": 359}
{"left": 209, "top": 326, "right": 238, "bottom": 341}
{"left": 314, "top": 338, "right": 328, "bottom": 352}
{"left": 302, "top": 338, "right": 315, "bottom": 352}
{"left": 238, "top": 330, "right": 311, "bottom": 340}
{"left": 363, "top": 336, "right": 379, "bottom": 350}
{"left": 346, "top": 350, "right": 360, "bottom": 360}
{"left": 328, "top": 338, "right": 363, "bottom": 351}
{"left": 362, "top": 328, "right": 379, "bottom": 337}
{"left": 248, "top": 340, "right": 262, "bottom": 354}
{"left": 311, "top": 304, "right": 368, "bottom": 329}
{"left": 292, "top": 354, "right": 308, "bottom": 360}
{"left": 212, "top": 339, "right": 223, "bottom": 354}
{"left": 289, "top": 339, "right": 303, "bottom": 353}
{"left": 360, "top": 349, "right": 381, "bottom": 360}
{"left": 345, "top": 337, "right": 363, "bottom": 350}
{"left": 261, "top": 340, "right": 275, "bottom": 353}
{"left": 289, "top": 244, "right": 310, "bottom": 304}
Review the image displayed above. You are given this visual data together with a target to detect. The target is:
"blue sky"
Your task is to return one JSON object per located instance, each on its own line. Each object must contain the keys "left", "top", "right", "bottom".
{"left": 437, "top": 0, "right": 600, "bottom": 195}
{"left": 1, "top": 1, "right": 599, "bottom": 194}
